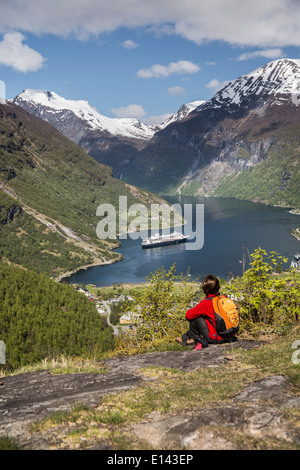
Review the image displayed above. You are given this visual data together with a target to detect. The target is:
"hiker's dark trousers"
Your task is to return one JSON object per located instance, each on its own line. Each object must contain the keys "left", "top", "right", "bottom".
{"left": 189, "top": 317, "right": 210, "bottom": 342}
{"left": 182, "top": 317, "right": 211, "bottom": 343}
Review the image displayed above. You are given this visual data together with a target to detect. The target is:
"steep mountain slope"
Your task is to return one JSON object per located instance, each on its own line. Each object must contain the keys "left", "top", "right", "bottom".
{"left": 123, "top": 59, "right": 300, "bottom": 209}
{"left": 0, "top": 101, "right": 169, "bottom": 277}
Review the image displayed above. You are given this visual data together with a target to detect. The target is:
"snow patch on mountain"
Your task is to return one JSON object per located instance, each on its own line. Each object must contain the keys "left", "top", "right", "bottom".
{"left": 157, "top": 100, "right": 205, "bottom": 130}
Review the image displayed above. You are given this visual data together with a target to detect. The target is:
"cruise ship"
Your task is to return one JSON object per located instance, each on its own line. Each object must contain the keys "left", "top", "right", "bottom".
{"left": 141, "top": 231, "right": 189, "bottom": 249}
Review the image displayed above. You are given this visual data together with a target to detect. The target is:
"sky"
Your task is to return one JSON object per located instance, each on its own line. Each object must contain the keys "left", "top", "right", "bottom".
{"left": 1, "top": 0, "right": 300, "bottom": 125}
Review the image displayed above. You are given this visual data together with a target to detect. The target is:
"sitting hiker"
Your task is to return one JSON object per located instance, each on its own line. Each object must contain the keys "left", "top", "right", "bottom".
{"left": 176, "top": 274, "right": 239, "bottom": 350}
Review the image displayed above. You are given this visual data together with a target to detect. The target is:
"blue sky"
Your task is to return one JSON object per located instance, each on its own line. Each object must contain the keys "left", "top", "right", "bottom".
{"left": 1, "top": 1, "right": 300, "bottom": 124}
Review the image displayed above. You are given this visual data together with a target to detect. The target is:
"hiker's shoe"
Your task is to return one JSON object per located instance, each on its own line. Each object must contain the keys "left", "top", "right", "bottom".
{"left": 176, "top": 337, "right": 196, "bottom": 347}
{"left": 194, "top": 342, "right": 203, "bottom": 350}
{"left": 186, "top": 338, "right": 196, "bottom": 346}
{"left": 175, "top": 337, "right": 185, "bottom": 346}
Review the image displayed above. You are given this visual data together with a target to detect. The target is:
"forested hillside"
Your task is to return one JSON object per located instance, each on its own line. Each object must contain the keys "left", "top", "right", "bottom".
{"left": 0, "top": 263, "right": 114, "bottom": 370}
{"left": 0, "top": 191, "right": 97, "bottom": 276}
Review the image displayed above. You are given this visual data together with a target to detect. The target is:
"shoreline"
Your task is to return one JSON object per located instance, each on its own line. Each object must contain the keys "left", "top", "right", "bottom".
{"left": 56, "top": 223, "right": 186, "bottom": 283}
{"left": 57, "top": 217, "right": 187, "bottom": 284}
{"left": 291, "top": 228, "right": 300, "bottom": 241}
{"left": 55, "top": 253, "right": 123, "bottom": 283}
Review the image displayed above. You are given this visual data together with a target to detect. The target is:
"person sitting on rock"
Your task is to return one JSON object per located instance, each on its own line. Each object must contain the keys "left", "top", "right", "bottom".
{"left": 176, "top": 274, "right": 225, "bottom": 350}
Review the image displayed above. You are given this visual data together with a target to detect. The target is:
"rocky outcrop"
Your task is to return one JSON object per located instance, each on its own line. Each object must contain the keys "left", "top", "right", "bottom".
{"left": 0, "top": 204, "right": 22, "bottom": 225}
{"left": 130, "top": 375, "right": 300, "bottom": 450}
{"left": 0, "top": 168, "right": 16, "bottom": 181}
{"left": 1, "top": 339, "right": 299, "bottom": 450}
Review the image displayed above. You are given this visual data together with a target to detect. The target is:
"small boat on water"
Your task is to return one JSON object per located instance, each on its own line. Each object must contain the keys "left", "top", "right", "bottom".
{"left": 141, "top": 231, "right": 189, "bottom": 249}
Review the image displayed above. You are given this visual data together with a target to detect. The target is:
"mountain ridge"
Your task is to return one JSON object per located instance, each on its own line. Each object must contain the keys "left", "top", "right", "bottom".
{"left": 13, "top": 89, "right": 155, "bottom": 141}
{"left": 13, "top": 91, "right": 205, "bottom": 179}
{"left": 206, "top": 58, "right": 300, "bottom": 109}
{"left": 13, "top": 90, "right": 204, "bottom": 140}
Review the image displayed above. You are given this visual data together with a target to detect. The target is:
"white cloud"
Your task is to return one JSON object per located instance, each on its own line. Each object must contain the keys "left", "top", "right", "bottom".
{"left": 122, "top": 39, "right": 139, "bottom": 49}
{"left": 0, "top": 32, "right": 45, "bottom": 72}
{"left": 142, "top": 113, "right": 172, "bottom": 126}
{"left": 0, "top": 80, "right": 6, "bottom": 99}
{"left": 111, "top": 105, "right": 172, "bottom": 125}
{"left": 137, "top": 60, "right": 200, "bottom": 78}
{"left": 0, "top": 1, "right": 300, "bottom": 48}
{"left": 168, "top": 86, "right": 185, "bottom": 95}
{"left": 237, "top": 48, "right": 284, "bottom": 61}
{"left": 206, "top": 79, "right": 221, "bottom": 89}
{"left": 111, "top": 104, "right": 146, "bottom": 119}
{"left": 206, "top": 78, "right": 230, "bottom": 93}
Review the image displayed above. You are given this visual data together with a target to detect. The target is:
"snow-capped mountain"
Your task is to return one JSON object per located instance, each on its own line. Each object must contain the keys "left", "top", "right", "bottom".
{"left": 120, "top": 58, "right": 300, "bottom": 200}
{"left": 156, "top": 100, "right": 205, "bottom": 130}
{"left": 203, "top": 58, "right": 300, "bottom": 110}
{"left": 13, "top": 90, "right": 203, "bottom": 143}
{"left": 13, "top": 89, "right": 156, "bottom": 142}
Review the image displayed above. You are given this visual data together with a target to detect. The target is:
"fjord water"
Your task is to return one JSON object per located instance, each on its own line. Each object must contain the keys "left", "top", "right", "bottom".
{"left": 66, "top": 196, "right": 300, "bottom": 286}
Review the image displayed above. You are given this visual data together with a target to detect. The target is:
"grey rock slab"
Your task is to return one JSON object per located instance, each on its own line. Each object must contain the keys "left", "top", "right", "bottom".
{"left": 129, "top": 376, "right": 300, "bottom": 450}
{"left": 234, "top": 374, "right": 300, "bottom": 408}
{"left": 0, "top": 339, "right": 263, "bottom": 447}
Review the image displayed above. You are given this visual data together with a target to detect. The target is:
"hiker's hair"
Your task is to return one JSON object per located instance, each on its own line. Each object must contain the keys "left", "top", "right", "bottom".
{"left": 202, "top": 274, "right": 220, "bottom": 296}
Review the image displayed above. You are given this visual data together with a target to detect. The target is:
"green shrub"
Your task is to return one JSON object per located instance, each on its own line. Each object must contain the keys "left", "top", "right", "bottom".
{"left": 226, "top": 248, "right": 300, "bottom": 330}
{"left": 118, "top": 264, "right": 198, "bottom": 349}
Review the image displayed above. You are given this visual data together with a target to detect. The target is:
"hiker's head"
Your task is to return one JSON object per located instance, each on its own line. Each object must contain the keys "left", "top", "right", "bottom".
{"left": 202, "top": 274, "right": 220, "bottom": 296}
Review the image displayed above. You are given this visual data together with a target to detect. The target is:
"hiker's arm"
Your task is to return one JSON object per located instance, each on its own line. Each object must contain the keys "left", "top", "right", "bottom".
{"left": 186, "top": 302, "right": 205, "bottom": 321}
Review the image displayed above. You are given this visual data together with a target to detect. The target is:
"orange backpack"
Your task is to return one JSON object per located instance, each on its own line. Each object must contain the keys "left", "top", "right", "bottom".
{"left": 211, "top": 295, "right": 239, "bottom": 338}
